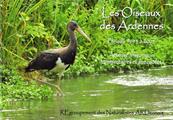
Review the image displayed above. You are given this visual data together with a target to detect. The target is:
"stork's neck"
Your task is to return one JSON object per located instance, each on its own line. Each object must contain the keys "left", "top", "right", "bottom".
{"left": 68, "top": 30, "right": 77, "bottom": 49}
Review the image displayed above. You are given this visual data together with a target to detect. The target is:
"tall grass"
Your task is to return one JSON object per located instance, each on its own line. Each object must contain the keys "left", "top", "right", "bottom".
{"left": 0, "top": 0, "right": 50, "bottom": 65}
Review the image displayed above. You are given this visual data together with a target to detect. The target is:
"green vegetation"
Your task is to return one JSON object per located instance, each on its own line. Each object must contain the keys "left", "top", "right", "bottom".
{"left": 0, "top": 65, "right": 53, "bottom": 107}
{"left": 0, "top": 0, "right": 173, "bottom": 102}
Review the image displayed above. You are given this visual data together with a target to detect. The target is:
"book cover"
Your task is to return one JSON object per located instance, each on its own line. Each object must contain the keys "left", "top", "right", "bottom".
{"left": 1, "top": 0, "right": 173, "bottom": 119}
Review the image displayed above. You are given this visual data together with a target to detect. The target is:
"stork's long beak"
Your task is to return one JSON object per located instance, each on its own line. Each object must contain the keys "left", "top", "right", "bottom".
{"left": 76, "top": 27, "right": 91, "bottom": 42}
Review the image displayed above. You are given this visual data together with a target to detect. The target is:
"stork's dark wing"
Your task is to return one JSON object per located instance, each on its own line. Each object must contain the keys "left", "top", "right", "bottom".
{"left": 25, "top": 52, "right": 59, "bottom": 72}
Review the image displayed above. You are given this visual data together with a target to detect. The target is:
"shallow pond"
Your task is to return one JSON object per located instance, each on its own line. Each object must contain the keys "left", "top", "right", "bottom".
{"left": 1, "top": 66, "right": 173, "bottom": 120}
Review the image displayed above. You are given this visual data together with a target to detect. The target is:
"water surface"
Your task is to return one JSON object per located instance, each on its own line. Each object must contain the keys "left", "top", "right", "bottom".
{"left": 1, "top": 66, "right": 173, "bottom": 120}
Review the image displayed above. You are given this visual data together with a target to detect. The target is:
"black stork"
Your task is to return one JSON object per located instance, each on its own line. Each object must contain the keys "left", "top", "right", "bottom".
{"left": 25, "top": 21, "right": 91, "bottom": 95}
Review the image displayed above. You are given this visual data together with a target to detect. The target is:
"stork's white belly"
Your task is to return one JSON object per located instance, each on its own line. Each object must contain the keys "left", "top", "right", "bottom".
{"left": 51, "top": 57, "right": 68, "bottom": 73}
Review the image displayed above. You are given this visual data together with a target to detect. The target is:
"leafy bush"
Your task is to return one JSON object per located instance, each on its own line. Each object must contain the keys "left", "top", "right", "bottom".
{"left": 0, "top": 65, "right": 53, "bottom": 104}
